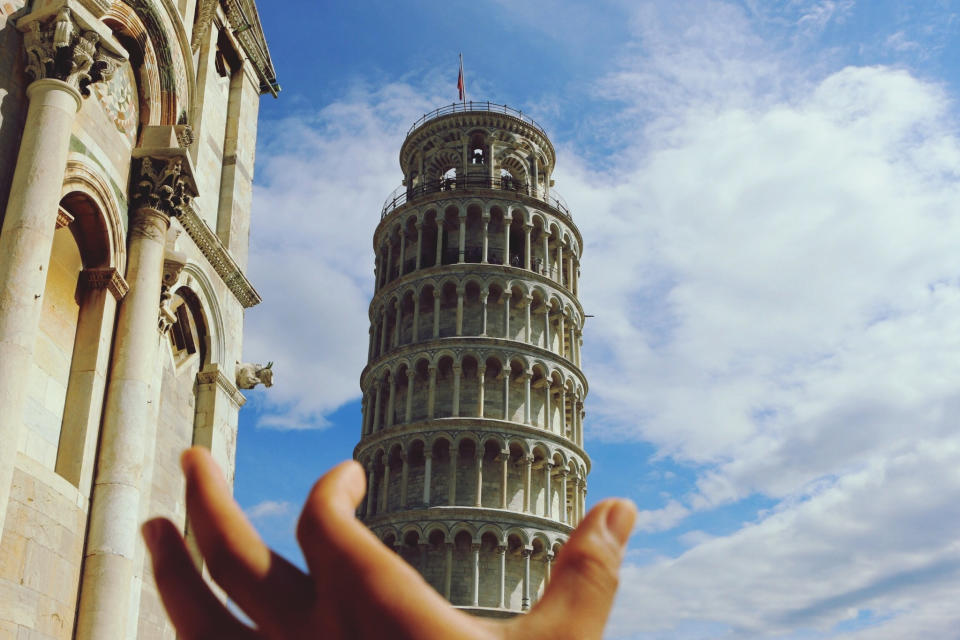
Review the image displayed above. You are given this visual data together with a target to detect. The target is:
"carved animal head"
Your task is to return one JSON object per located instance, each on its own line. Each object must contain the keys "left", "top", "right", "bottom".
{"left": 257, "top": 364, "right": 274, "bottom": 387}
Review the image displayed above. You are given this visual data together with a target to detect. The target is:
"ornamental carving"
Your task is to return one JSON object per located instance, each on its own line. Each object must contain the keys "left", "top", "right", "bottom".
{"left": 131, "top": 156, "right": 196, "bottom": 218}
{"left": 236, "top": 361, "right": 274, "bottom": 389}
{"left": 80, "top": 267, "right": 129, "bottom": 300}
{"left": 22, "top": 7, "right": 124, "bottom": 96}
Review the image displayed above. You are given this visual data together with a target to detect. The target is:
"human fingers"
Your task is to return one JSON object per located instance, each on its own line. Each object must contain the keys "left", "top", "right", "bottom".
{"left": 296, "top": 460, "right": 488, "bottom": 639}
{"left": 514, "top": 499, "right": 636, "bottom": 640}
{"left": 142, "top": 517, "right": 260, "bottom": 640}
{"left": 181, "top": 447, "right": 314, "bottom": 634}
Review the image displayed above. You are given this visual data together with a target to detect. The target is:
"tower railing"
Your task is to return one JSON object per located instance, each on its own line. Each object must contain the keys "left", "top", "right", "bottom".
{"left": 406, "top": 101, "right": 547, "bottom": 137}
{"left": 381, "top": 175, "right": 572, "bottom": 221}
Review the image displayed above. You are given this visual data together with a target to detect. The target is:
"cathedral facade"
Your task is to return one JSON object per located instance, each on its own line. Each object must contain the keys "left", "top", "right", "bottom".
{"left": 0, "top": 1, "right": 276, "bottom": 638}
{"left": 355, "top": 103, "right": 589, "bottom": 617}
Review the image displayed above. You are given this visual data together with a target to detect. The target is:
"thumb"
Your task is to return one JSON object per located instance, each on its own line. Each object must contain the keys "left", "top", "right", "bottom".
{"left": 518, "top": 499, "right": 636, "bottom": 640}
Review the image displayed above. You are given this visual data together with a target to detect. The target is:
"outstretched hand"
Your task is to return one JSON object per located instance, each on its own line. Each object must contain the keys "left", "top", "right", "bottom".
{"left": 143, "top": 447, "right": 636, "bottom": 639}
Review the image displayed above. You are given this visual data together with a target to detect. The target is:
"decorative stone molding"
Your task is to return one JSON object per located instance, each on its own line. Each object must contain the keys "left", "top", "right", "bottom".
{"left": 177, "top": 204, "right": 262, "bottom": 308}
{"left": 159, "top": 242, "right": 187, "bottom": 334}
{"left": 221, "top": 0, "right": 279, "bottom": 95}
{"left": 56, "top": 207, "right": 74, "bottom": 229}
{"left": 80, "top": 267, "right": 129, "bottom": 300}
{"left": 175, "top": 124, "right": 195, "bottom": 149}
{"left": 191, "top": 0, "right": 217, "bottom": 52}
{"left": 18, "top": 2, "right": 127, "bottom": 96}
{"left": 197, "top": 364, "right": 247, "bottom": 408}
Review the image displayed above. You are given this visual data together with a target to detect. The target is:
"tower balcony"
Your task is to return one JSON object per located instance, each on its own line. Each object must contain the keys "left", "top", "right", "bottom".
{"left": 406, "top": 101, "right": 549, "bottom": 138}
{"left": 381, "top": 175, "right": 573, "bottom": 222}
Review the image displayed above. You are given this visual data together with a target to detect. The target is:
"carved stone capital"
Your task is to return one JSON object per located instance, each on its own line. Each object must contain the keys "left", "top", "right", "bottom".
{"left": 80, "top": 267, "right": 128, "bottom": 300}
{"left": 56, "top": 207, "right": 74, "bottom": 229}
{"left": 18, "top": 2, "right": 127, "bottom": 96}
{"left": 131, "top": 155, "right": 196, "bottom": 218}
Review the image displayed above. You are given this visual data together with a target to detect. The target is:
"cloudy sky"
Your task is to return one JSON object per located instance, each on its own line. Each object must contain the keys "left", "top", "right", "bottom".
{"left": 233, "top": 1, "right": 960, "bottom": 637}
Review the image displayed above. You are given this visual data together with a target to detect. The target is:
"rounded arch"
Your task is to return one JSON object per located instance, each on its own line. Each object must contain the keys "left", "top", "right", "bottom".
{"left": 105, "top": 1, "right": 186, "bottom": 124}
{"left": 450, "top": 521, "right": 478, "bottom": 543}
{"left": 61, "top": 158, "right": 125, "bottom": 272}
{"left": 178, "top": 262, "right": 226, "bottom": 366}
{"left": 476, "top": 523, "right": 505, "bottom": 546}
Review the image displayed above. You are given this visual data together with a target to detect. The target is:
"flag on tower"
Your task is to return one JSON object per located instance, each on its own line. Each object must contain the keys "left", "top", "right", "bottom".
{"left": 457, "top": 53, "right": 465, "bottom": 102}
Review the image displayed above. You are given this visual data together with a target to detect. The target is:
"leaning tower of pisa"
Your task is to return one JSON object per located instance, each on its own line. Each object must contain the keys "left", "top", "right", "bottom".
{"left": 355, "top": 102, "right": 589, "bottom": 617}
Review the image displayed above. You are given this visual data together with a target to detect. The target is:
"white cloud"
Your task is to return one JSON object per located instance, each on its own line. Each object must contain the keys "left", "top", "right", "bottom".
{"left": 244, "top": 500, "right": 292, "bottom": 521}
{"left": 559, "top": 3, "right": 960, "bottom": 637}
{"left": 635, "top": 499, "right": 691, "bottom": 533}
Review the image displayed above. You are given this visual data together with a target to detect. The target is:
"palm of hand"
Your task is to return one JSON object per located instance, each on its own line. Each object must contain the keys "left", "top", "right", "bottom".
{"left": 143, "top": 448, "right": 635, "bottom": 640}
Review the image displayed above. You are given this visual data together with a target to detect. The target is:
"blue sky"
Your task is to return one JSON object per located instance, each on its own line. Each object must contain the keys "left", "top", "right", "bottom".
{"left": 233, "top": 1, "right": 960, "bottom": 637}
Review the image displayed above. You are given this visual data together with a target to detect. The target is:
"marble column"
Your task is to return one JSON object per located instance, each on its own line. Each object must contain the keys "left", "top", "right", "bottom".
{"left": 521, "top": 549, "right": 532, "bottom": 611}
{"left": 404, "top": 369, "right": 415, "bottom": 423}
{"left": 457, "top": 213, "right": 466, "bottom": 263}
{"left": 502, "top": 215, "right": 511, "bottom": 265}
{"left": 523, "top": 224, "right": 532, "bottom": 270}
{"left": 477, "top": 366, "right": 486, "bottom": 417}
{"left": 480, "top": 294, "right": 488, "bottom": 336}
{"left": 455, "top": 288, "right": 464, "bottom": 335}
{"left": 435, "top": 221, "right": 444, "bottom": 266}
{"left": 471, "top": 543, "right": 481, "bottom": 606}
{"left": 411, "top": 295, "right": 420, "bottom": 342}
{"left": 500, "top": 451, "right": 509, "bottom": 509}
{"left": 415, "top": 222, "right": 423, "bottom": 270}
{"left": 558, "top": 470, "right": 568, "bottom": 525}
{"left": 502, "top": 292, "right": 511, "bottom": 338}
{"left": 448, "top": 446, "right": 459, "bottom": 506}
{"left": 386, "top": 374, "right": 396, "bottom": 428}
{"left": 77, "top": 137, "right": 197, "bottom": 640}
{"left": 372, "top": 385, "right": 383, "bottom": 432}
{"left": 542, "top": 232, "right": 550, "bottom": 277}
{"left": 0, "top": 4, "right": 124, "bottom": 534}
{"left": 522, "top": 455, "right": 533, "bottom": 513}
{"left": 443, "top": 542, "right": 454, "bottom": 599}
{"left": 399, "top": 453, "right": 409, "bottom": 507}
{"left": 427, "top": 366, "right": 437, "bottom": 418}
{"left": 497, "top": 545, "right": 507, "bottom": 608}
{"left": 423, "top": 451, "right": 433, "bottom": 505}
{"left": 523, "top": 296, "right": 532, "bottom": 343}
{"left": 385, "top": 239, "right": 393, "bottom": 283}
{"left": 452, "top": 365, "right": 462, "bottom": 417}
{"left": 523, "top": 373, "right": 532, "bottom": 425}
{"left": 544, "top": 463, "right": 552, "bottom": 519}
{"left": 481, "top": 218, "right": 489, "bottom": 263}
{"left": 432, "top": 289, "right": 441, "bottom": 338}
{"left": 474, "top": 450, "right": 483, "bottom": 507}
{"left": 502, "top": 371, "right": 511, "bottom": 421}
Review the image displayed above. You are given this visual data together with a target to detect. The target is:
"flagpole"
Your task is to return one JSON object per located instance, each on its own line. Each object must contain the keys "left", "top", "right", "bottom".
{"left": 462, "top": 53, "right": 466, "bottom": 103}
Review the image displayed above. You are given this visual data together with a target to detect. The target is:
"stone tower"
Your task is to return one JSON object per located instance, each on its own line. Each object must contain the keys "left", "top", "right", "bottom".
{"left": 355, "top": 102, "right": 589, "bottom": 617}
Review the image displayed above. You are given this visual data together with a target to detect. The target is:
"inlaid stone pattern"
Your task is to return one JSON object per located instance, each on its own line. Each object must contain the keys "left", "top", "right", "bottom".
{"left": 355, "top": 104, "right": 589, "bottom": 617}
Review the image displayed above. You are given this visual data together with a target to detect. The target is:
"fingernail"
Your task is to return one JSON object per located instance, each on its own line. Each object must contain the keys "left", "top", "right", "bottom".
{"left": 605, "top": 499, "right": 637, "bottom": 548}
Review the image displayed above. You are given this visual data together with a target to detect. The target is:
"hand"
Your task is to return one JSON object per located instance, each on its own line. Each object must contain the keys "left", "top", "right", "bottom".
{"left": 142, "top": 447, "right": 636, "bottom": 640}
